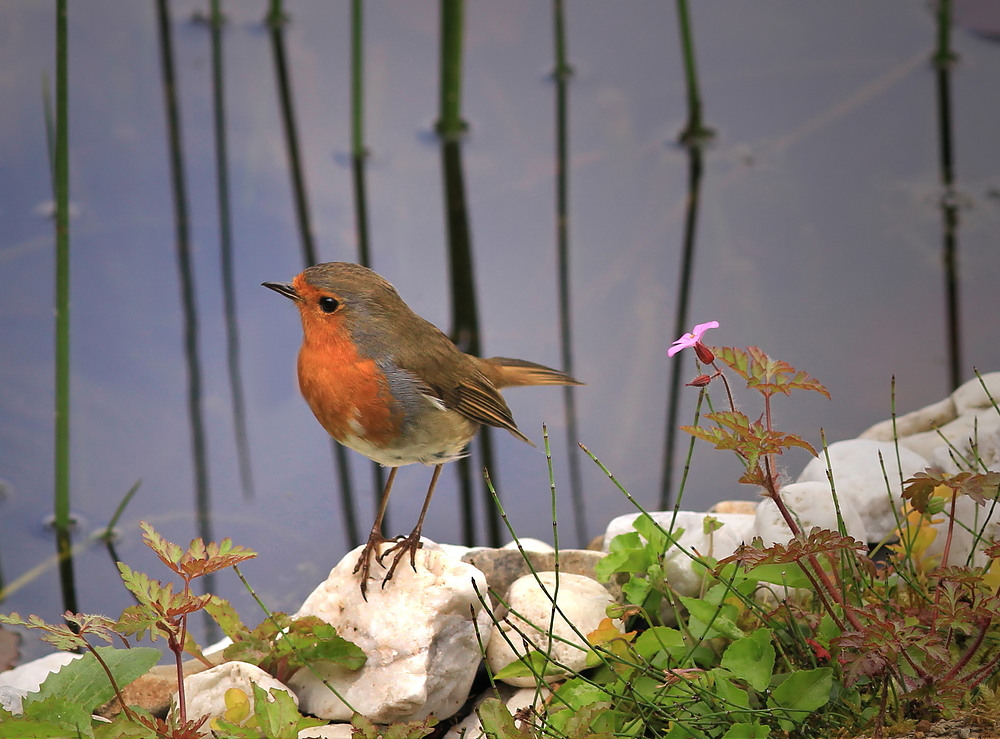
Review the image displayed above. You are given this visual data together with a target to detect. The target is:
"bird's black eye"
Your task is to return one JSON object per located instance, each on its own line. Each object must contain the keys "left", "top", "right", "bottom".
{"left": 318, "top": 296, "right": 340, "bottom": 313}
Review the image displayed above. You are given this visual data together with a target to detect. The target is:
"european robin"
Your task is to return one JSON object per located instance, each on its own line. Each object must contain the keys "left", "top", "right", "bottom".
{"left": 263, "top": 262, "right": 581, "bottom": 597}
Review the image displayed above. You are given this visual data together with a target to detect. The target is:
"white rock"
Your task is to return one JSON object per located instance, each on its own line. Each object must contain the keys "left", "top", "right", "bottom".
{"left": 0, "top": 686, "right": 27, "bottom": 714}
{"left": 796, "top": 439, "right": 929, "bottom": 542}
{"left": 858, "top": 373, "right": 1000, "bottom": 475}
{"left": 914, "top": 411, "right": 1000, "bottom": 473}
{"left": 603, "top": 511, "right": 755, "bottom": 596}
{"left": 709, "top": 500, "right": 758, "bottom": 515}
{"left": 445, "top": 686, "right": 551, "bottom": 739}
{"left": 753, "top": 481, "right": 868, "bottom": 546}
{"left": 298, "top": 724, "right": 353, "bottom": 739}
{"left": 486, "top": 572, "right": 614, "bottom": 688}
{"left": 860, "top": 396, "right": 956, "bottom": 441}
{"left": 951, "top": 372, "right": 1000, "bottom": 415}
{"left": 918, "top": 495, "right": 1000, "bottom": 569}
{"left": 0, "top": 652, "right": 80, "bottom": 712}
{"left": 176, "top": 661, "right": 296, "bottom": 735}
{"left": 288, "top": 541, "right": 492, "bottom": 723}
{"left": 502, "top": 538, "right": 555, "bottom": 553}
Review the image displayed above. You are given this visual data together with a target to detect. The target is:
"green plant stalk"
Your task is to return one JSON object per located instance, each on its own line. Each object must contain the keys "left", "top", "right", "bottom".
{"left": 53, "top": 0, "right": 78, "bottom": 615}
{"left": 550, "top": 0, "right": 586, "bottom": 548}
{"left": 350, "top": 0, "right": 364, "bottom": 159}
{"left": 675, "top": 0, "right": 712, "bottom": 145}
{"left": 437, "top": 0, "right": 464, "bottom": 138}
{"left": 541, "top": 425, "right": 565, "bottom": 709}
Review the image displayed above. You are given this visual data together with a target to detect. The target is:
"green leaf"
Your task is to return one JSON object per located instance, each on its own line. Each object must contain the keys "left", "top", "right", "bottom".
{"left": 743, "top": 562, "right": 811, "bottom": 589}
{"left": 555, "top": 676, "right": 613, "bottom": 710}
{"left": 26, "top": 645, "right": 161, "bottom": 712}
{"left": 720, "top": 628, "right": 774, "bottom": 692}
{"left": 634, "top": 626, "right": 685, "bottom": 661}
{"left": 679, "top": 596, "right": 744, "bottom": 640}
{"left": 722, "top": 723, "right": 769, "bottom": 738}
{"left": 493, "top": 649, "right": 561, "bottom": 681}
{"left": 595, "top": 532, "right": 649, "bottom": 581}
{"left": 476, "top": 697, "right": 533, "bottom": 739}
{"left": 621, "top": 574, "right": 654, "bottom": 607}
{"left": 0, "top": 715, "right": 85, "bottom": 738}
{"left": 632, "top": 514, "right": 676, "bottom": 554}
{"left": 767, "top": 667, "right": 833, "bottom": 720}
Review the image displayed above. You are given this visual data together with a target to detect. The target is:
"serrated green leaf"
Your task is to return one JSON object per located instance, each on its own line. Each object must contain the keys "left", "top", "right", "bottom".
{"left": 0, "top": 716, "right": 84, "bottom": 738}
{"left": 18, "top": 694, "right": 93, "bottom": 736}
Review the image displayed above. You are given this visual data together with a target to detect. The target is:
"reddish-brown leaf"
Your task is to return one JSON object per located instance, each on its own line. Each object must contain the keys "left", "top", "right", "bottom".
{"left": 713, "top": 345, "right": 831, "bottom": 399}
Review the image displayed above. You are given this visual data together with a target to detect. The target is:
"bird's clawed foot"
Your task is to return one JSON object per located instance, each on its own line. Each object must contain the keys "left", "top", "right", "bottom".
{"left": 353, "top": 532, "right": 389, "bottom": 600}
{"left": 377, "top": 530, "right": 424, "bottom": 590}
{"left": 353, "top": 530, "right": 424, "bottom": 599}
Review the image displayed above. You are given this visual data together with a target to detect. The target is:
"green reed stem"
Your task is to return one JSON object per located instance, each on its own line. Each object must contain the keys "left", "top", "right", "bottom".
{"left": 350, "top": 0, "right": 365, "bottom": 160}
{"left": 551, "top": 0, "right": 587, "bottom": 547}
{"left": 675, "top": 0, "right": 714, "bottom": 146}
{"left": 53, "top": 0, "right": 78, "bottom": 615}
{"left": 437, "top": 0, "right": 465, "bottom": 138}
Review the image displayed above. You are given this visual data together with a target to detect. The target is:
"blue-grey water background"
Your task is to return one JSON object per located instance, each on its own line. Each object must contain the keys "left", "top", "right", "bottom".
{"left": 2, "top": 2, "right": 1000, "bottom": 659}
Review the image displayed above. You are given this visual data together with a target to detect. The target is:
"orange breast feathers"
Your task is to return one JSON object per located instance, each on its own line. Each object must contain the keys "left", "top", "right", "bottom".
{"left": 295, "top": 306, "right": 398, "bottom": 447}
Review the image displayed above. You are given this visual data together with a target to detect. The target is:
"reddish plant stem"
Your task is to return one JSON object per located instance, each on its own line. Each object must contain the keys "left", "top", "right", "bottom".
{"left": 940, "top": 489, "right": 958, "bottom": 569}
{"left": 87, "top": 642, "right": 138, "bottom": 723}
{"left": 942, "top": 616, "right": 991, "bottom": 684}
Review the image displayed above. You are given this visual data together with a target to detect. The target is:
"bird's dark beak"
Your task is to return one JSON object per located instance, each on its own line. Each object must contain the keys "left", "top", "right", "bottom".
{"left": 262, "top": 281, "right": 301, "bottom": 302}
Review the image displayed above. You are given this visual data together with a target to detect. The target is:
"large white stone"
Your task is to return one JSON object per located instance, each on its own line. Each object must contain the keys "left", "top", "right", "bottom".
{"left": 445, "top": 686, "right": 551, "bottom": 739}
{"left": 859, "top": 372, "right": 1000, "bottom": 475}
{"left": 177, "top": 661, "right": 296, "bottom": 735}
{"left": 796, "top": 439, "right": 929, "bottom": 542}
{"left": 603, "top": 511, "right": 755, "bottom": 596}
{"left": 916, "top": 495, "right": 1000, "bottom": 570}
{"left": 287, "top": 541, "right": 492, "bottom": 723}
{"left": 753, "top": 481, "right": 868, "bottom": 546}
{"left": 486, "top": 572, "right": 615, "bottom": 688}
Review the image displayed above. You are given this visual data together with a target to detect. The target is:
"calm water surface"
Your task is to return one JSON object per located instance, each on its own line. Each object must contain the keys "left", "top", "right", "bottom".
{"left": 2, "top": 2, "right": 999, "bottom": 658}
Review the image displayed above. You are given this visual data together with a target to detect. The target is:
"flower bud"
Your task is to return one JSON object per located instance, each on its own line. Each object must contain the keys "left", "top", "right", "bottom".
{"left": 686, "top": 374, "right": 712, "bottom": 387}
{"left": 694, "top": 342, "right": 715, "bottom": 364}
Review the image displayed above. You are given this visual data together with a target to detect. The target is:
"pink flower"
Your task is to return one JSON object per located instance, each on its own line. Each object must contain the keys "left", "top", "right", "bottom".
{"left": 667, "top": 321, "right": 719, "bottom": 357}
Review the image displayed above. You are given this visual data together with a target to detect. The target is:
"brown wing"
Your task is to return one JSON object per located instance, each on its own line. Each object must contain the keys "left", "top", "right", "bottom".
{"left": 382, "top": 315, "right": 533, "bottom": 444}
{"left": 449, "top": 372, "right": 532, "bottom": 445}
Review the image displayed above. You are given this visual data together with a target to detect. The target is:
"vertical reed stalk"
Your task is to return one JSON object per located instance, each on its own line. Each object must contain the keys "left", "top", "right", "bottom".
{"left": 675, "top": 0, "right": 713, "bottom": 145}
{"left": 551, "top": 0, "right": 587, "bottom": 546}
{"left": 157, "top": 0, "right": 218, "bottom": 640}
{"left": 53, "top": 0, "right": 78, "bottom": 614}
{"left": 660, "top": 0, "right": 713, "bottom": 509}
{"left": 266, "top": 0, "right": 358, "bottom": 542}
{"left": 437, "top": 0, "right": 466, "bottom": 139}
{"left": 436, "top": 0, "right": 499, "bottom": 545}
{"left": 934, "top": 0, "right": 962, "bottom": 390}
{"left": 350, "top": 0, "right": 382, "bottom": 539}
{"left": 209, "top": 0, "right": 256, "bottom": 500}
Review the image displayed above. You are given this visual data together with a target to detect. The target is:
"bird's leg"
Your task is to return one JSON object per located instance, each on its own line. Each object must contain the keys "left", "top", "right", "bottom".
{"left": 353, "top": 466, "right": 398, "bottom": 599}
{"left": 380, "top": 464, "right": 443, "bottom": 588}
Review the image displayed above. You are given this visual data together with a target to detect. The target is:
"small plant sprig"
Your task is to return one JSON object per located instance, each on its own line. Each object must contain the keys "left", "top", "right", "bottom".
{"left": 550, "top": 323, "right": 1000, "bottom": 738}
{"left": 670, "top": 323, "right": 865, "bottom": 634}
{"left": 0, "top": 522, "right": 358, "bottom": 737}
{"left": 115, "top": 521, "right": 257, "bottom": 725}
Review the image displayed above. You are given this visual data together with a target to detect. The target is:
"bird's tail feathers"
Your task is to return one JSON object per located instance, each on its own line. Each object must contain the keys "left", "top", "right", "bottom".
{"left": 483, "top": 357, "right": 583, "bottom": 388}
